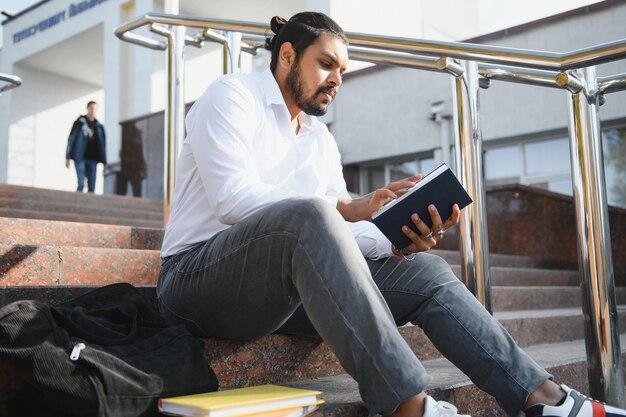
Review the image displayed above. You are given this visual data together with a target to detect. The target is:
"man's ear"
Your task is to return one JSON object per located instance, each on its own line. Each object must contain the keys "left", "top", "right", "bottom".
{"left": 278, "top": 42, "right": 296, "bottom": 70}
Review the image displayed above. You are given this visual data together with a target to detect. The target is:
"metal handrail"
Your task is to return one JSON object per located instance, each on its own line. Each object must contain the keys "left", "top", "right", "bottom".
{"left": 114, "top": 12, "right": 626, "bottom": 405}
{"left": 0, "top": 73, "right": 22, "bottom": 94}
{"left": 599, "top": 72, "right": 626, "bottom": 95}
{"left": 114, "top": 12, "right": 626, "bottom": 71}
{"left": 346, "top": 48, "right": 564, "bottom": 90}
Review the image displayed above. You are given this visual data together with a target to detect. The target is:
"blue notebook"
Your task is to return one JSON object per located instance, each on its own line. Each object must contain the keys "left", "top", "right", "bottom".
{"left": 371, "top": 163, "right": 473, "bottom": 250}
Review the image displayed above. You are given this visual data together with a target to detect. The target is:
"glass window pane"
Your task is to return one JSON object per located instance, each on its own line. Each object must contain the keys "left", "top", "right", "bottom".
{"left": 529, "top": 179, "right": 572, "bottom": 196}
{"left": 524, "top": 138, "right": 570, "bottom": 176}
{"left": 547, "top": 179, "right": 572, "bottom": 196}
{"left": 603, "top": 127, "right": 626, "bottom": 208}
{"left": 419, "top": 157, "right": 436, "bottom": 175}
{"left": 484, "top": 145, "right": 520, "bottom": 180}
{"left": 389, "top": 160, "right": 417, "bottom": 182}
{"left": 363, "top": 166, "right": 385, "bottom": 193}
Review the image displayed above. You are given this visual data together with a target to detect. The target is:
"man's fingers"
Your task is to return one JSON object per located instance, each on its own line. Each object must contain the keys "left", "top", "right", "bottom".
{"left": 375, "top": 188, "right": 398, "bottom": 203}
{"left": 401, "top": 225, "right": 430, "bottom": 252}
{"left": 442, "top": 204, "right": 461, "bottom": 229}
{"left": 408, "top": 213, "right": 436, "bottom": 239}
{"left": 387, "top": 180, "right": 416, "bottom": 193}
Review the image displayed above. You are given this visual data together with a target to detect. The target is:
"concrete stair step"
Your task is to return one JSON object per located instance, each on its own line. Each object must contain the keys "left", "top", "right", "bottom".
{"left": 0, "top": 184, "right": 163, "bottom": 227}
{"left": 0, "top": 184, "right": 162, "bottom": 211}
{"left": 0, "top": 217, "right": 163, "bottom": 250}
{"left": 431, "top": 249, "right": 578, "bottom": 270}
{"left": 287, "top": 335, "right": 626, "bottom": 417}
{"left": 450, "top": 265, "right": 580, "bottom": 287}
{"left": 491, "top": 286, "right": 626, "bottom": 311}
{"left": 0, "top": 207, "right": 163, "bottom": 228}
{"left": 0, "top": 245, "right": 160, "bottom": 286}
{"left": 0, "top": 196, "right": 163, "bottom": 221}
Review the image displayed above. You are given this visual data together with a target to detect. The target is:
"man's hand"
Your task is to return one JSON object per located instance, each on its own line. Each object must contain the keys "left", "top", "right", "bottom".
{"left": 336, "top": 175, "right": 421, "bottom": 222}
{"left": 393, "top": 203, "right": 461, "bottom": 256}
{"left": 65, "top": 159, "right": 71, "bottom": 169}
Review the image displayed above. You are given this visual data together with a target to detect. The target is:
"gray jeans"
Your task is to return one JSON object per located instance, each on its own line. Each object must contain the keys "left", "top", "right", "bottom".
{"left": 157, "top": 197, "right": 550, "bottom": 416}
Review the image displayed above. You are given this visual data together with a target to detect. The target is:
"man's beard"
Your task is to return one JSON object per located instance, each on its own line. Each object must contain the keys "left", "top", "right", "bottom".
{"left": 286, "top": 60, "right": 333, "bottom": 116}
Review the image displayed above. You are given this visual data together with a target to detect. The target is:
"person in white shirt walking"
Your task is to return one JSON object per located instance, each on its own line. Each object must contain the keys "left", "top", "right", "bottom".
{"left": 157, "top": 12, "right": 626, "bottom": 417}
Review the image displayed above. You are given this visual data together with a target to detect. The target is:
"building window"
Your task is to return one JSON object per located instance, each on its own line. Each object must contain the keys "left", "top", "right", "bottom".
{"left": 346, "top": 154, "right": 436, "bottom": 195}
{"left": 524, "top": 138, "right": 570, "bottom": 176}
{"left": 484, "top": 144, "right": 521, "bottom": 182}
{"left": 363, "top": 166, "right": 386, "bottom": 192}
{"left": 483, "top": 137, "right": 572, "bottom": 195}
{"left": 603, "top": 127, "right": 626, "bottom": 207}
{"left": 389, "top": 160, "right": 417, "bottom": 182}
{"left": 419, "top": 156, "right": 437, "bottom": 175}
{"left": 345, "top": 127, "right": 626, "bottom": 209}
{"left": 481, "top": 129, "right": 626, "bottom": 208}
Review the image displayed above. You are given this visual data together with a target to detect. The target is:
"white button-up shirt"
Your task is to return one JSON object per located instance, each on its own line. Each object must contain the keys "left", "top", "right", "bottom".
{"left": 160, "top": 69, "right": 392, "bottom": 259}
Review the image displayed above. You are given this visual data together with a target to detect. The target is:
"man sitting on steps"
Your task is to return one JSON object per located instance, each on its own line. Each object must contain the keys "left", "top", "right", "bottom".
{"left": 156, "top": 11, "right": 626, "bottom": 417}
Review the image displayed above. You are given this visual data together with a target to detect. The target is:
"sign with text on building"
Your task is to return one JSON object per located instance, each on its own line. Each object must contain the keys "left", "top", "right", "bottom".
{"left": 12, "top": 0, "right": 109, "bottom": 44}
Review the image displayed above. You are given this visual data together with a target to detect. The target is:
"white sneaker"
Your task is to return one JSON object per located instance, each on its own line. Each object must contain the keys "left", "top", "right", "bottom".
{"left": 423, "top": 396, "right": 471, "bottom": 417}
{"left": 525, "top": 384, "right": 626, "bottom": 417}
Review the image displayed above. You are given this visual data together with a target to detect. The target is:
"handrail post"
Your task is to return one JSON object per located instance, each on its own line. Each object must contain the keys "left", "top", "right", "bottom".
{"left": 0, "top": 73, "right": 22, "bottom": 94}
{"left": 563, "top": 66, "right": 625, "bottom": 406}
{"left": 227, "top": 32, "right": 243, "bottom": 73}
{"left": 450, "top": 60, "right": 493, "bottom": 313}
{"left": 163, "top": 24, "right": 186, "bottom": 224}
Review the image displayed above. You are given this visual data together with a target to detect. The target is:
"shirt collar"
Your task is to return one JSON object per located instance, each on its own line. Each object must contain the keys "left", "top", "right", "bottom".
{"left": 260, "top": 68, "right": 315, "bottom": 132}
{"left": 261, "top": 68, "right": 285, "bottom": 106}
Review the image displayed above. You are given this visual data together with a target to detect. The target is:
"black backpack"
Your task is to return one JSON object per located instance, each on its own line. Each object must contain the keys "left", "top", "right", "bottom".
{"left": 0, "top": 283, "right": 218, "bottom": 417}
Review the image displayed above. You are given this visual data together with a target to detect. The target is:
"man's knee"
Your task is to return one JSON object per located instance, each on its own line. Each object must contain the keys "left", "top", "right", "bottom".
{"left": 270, "top": 197, "right": 343, "bottom": 230}
{"left": 259, "top": 197, "right": 355, "bottom": 255}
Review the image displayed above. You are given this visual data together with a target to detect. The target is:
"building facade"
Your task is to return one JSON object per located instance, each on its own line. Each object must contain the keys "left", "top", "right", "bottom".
{"left": 333, "top": 1, "right": 626, "bottom": 208}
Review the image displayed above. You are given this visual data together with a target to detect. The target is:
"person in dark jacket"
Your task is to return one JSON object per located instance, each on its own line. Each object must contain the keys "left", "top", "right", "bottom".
{"left": 65, "top": 100, "right": 107, "bottom": 192}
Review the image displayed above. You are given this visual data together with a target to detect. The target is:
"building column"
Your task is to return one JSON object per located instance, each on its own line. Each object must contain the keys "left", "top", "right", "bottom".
{"left": 0, "top": 63, "right": 15, "bottom": 183}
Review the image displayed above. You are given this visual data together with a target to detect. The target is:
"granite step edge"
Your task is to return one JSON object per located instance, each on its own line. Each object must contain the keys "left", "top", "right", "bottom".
{"left": 288, "top": 335, "right": 626, "bottom": 417}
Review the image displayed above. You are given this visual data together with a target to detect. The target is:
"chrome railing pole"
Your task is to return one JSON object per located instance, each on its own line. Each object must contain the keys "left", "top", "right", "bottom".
{"left": 159, "top": 23, "right": 186, "bottom": 224}
{"left": 223, "top": 44, "right": 229, "bottom": 74}
{"left": 449, "top": 60, "right": 493, "bottom": 313}
{"left": 562, "top": 66, "right": 625, "bottom": 406}
{"left": 227, "top": 32, "right": 242, "bottom": 73}
{"left": 598, "top": 72, "right": 626, "bottom": 95}
{"left": 0, "top": 73, "right": 22, "bottom": 94}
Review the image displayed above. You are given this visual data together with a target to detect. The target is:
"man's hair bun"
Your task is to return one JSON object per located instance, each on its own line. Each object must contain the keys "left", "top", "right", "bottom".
{"left": 265, "top": 16, "right": 287, "bottom": 51}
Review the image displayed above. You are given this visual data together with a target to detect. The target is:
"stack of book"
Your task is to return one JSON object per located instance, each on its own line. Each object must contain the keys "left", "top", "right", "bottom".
{"left": 158, "top": 384, "right": 323, "bottom": 417}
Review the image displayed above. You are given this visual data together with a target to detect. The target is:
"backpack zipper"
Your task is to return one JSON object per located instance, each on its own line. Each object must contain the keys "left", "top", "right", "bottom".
{"left": 70, "top": 342, "right": 86, "bottom": 361}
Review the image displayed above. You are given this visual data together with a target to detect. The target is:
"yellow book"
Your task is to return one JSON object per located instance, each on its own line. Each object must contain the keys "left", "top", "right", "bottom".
{"left": 241, "top": 404, "right": 319, "bottom": 417}
{"left": 160, "top": 404, "right": 320, "bottom": 417}
{"left": 158, "top": 384, "right": 323, "bottom": 417}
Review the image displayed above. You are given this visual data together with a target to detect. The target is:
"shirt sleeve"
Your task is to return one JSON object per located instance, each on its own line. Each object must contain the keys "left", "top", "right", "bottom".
{"left": 348, "top": 221, "right": 394, "bottom": 259}
{"left": 185, "top": 77, "right": 300, "bottom": 225}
